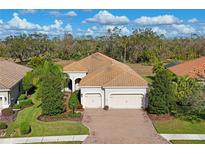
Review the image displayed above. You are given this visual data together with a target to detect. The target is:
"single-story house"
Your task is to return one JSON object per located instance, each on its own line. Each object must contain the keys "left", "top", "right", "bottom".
{"left": 0, "top": 60, "right": 31, "bottom": 109}
{"left": 64, "top": 52, "right": 148, "bottom": 109}
{"left": 169, "top": 56, "right": 205, "bottom": 85}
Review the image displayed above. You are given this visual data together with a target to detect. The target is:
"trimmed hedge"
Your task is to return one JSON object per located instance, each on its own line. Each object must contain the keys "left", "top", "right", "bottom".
{"left": 68, "top": 112, "right": 81, "bottom": 118}
{"left": 20, "top": 122, "right": 31, "bottom": 135}
{"left": 0, "top": 122, "right": 8, "bottom": 129}
{"left": 13, "top": 98, "right": 33, "bottom": 109}
{"left": 1, "top": 108, "right": 14, "bottom": 116}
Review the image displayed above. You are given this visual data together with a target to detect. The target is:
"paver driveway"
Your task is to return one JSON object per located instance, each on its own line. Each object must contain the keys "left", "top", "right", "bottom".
{"left": 82, "top": 109, "right": 168, "bottom": 144}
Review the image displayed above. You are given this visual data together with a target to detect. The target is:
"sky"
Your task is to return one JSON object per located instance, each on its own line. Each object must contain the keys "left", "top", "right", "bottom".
{"left": 0, "top": 9, "right": 205, "bottom": 39}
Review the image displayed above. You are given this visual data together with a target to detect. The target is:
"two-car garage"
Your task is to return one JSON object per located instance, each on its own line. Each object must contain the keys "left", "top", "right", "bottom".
{"left": 81, "top": 88, "right": 146, "bottom": 109}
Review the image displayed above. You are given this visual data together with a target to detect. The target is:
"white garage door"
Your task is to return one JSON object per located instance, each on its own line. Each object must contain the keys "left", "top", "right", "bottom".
{"left": 109, "top": 94, "right": 144, "bottom": 109}
{"left": 83, "top": 93, "right": 102, "bottom": 108}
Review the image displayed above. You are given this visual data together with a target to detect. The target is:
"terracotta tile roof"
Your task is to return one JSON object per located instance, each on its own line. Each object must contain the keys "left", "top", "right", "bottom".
{"left": 64, "top": 52, "right": 148, "bottom": 87}
{"left": 169, "top": 56, "right": 205, "bottom": 79}
{"left": 0, "top": 60, "right": 31, "bottom": 90}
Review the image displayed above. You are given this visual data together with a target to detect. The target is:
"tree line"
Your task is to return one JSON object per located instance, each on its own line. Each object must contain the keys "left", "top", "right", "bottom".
{"left": 0, "top": 28, "right": 205, "bottom": 64}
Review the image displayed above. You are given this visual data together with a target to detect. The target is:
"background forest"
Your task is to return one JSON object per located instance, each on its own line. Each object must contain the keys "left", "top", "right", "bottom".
{"left": 0, "top": 28, "right": 205, "bottom": 65}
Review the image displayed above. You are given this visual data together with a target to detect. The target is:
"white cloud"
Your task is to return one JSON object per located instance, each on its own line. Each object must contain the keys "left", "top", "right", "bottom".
{"left": 106, "top": 26, "right": 131, "bottom": 35}
{"left": 78, "top": 25, "right": 131, "bottom": 36}
{"left": 49, "top": 11, "right": 62, "bottom": 17}
{"left": 7, "top": 13, "right": 41, "bottom": 30}
{"left": 42, "top": 20, "right": 63, "bottom": 32}
{"left": 65, "top": 11, "right": 77, "bottom": 17}
{"left": 188, "top": 18, "right": 199, "bottom": 23}
{"left": 20, "top": 9, "right": 37, "bottom": 14}
{"left": 78, "top": 26, "right": 98, "bottom": 36}
{"left": 64, "top": 24, "right": 72, "bottom": 32}
{"left": 152, "top": 27, "right": 167, "bottom": 36}
{"left": 134, "top": 15, "right": 181, "bottom": 25}
{"left": 172, "top": 24, "right": 196, "bottom": 34}
{"left": 0, "top": 13, "right": 73, "bottom": 37}
{"left": 83, "top": 10, "right": 130, "bottom": 25}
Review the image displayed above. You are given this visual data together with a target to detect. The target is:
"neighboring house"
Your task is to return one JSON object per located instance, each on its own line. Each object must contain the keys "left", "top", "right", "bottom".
{"left": 169, "top": 56, "right": 205, "bottom": 85}
{"left": 0, "top": 60, "right": 31, "bottom": 109}
{"left": 64, "top": 52, "right": 148, "bottom": 109}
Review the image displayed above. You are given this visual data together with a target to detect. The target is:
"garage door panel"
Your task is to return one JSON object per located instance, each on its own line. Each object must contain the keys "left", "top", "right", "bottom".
{"left": 83, "top": 93, "right": 102, "bottom": 108}
{"left": 109, "top": 94, "right": 143, "bottom": 109}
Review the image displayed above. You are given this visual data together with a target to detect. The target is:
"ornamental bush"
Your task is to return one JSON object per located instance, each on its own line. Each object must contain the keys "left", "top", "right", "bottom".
{"left": 41, "top": 75, "right": 65, "bottom": 115}
{"left": 18, "top": 94, "right": 27, "bottom": 100}
{"left": 148, "top": 63, "right": 176, "bottom": 114}
{"left": 0, "top": 122, "right": 8, "bottom": 129}
{"left": 69, "top": 93, "right": 78, "bottom": 114}
{"left": 20, "top": 122, "right": 31, "bottom": 135}
{"left": 68, "top": 112, "right": 81, "bottom": 118}
{"left": 14, "top": 98, "right": 33, "bottom": 109}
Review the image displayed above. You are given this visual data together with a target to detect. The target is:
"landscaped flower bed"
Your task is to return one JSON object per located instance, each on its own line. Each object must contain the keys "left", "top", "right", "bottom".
{"left": 0, "top": 108, "right": 18, "bottom": 122}
{"left": 37, "top": 112, "right": 83, "bottom": 122}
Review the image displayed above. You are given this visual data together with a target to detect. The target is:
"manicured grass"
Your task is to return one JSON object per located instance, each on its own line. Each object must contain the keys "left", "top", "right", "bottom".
{"left": 4, "top": 94, "right": 89, "bottom": 137}
{"left": 153, "top": 119, "right": 205, "bottom": 134}
{"left": 27, "top": 141, "right": 82, "bottom": 144}
{"left": 171, "top": 140, "right": 205, "bottom": 144}
{"left": 127, "top": 63, "right": 153, "bottom": 77}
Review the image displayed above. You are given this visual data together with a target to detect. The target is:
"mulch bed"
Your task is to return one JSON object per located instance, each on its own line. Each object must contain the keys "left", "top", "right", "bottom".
{"left": 37, "top": 112, "right": 83, "bottom": 122}
{"left": 0, "top": 110, "right": 18, "bottom": 122}
{"left": 148, "top": 113, "right": 175, "bottom": 121}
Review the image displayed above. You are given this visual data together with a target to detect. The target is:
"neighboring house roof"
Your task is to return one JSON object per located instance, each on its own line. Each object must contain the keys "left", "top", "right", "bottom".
{"left": 64, "top": 52, "right": 148, "bottom": 87}
{"left": 169, "top": 56, "right": 205, "bottom": 79}
{"left": 0, "top": 60, "right": 32, "bottom": 90}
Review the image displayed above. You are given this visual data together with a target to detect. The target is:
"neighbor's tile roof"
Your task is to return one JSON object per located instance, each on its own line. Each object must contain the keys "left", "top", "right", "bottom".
{"left": 0, "top": 60, "right": 31, "bottom": 89}
{"left": 169, "top": 56, "right": 205, "bottom": 79}
{"left": 64, "top": 52, "right": 147, "bottom": 87}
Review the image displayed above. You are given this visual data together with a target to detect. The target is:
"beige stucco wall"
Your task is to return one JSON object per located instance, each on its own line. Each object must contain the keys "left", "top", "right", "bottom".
{"left": 0, "top": 81, "right": 22, "bottom": 109}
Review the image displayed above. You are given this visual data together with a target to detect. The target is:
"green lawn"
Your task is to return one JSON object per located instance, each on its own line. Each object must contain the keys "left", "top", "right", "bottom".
{"left": 153, "top": 119, "right": 205, "bottom": 134}
{"left": 171, "top": 140, "right": 205, "bottom": 144}
{"left": 4, "top": 94, "right": 89, "bottom": 138}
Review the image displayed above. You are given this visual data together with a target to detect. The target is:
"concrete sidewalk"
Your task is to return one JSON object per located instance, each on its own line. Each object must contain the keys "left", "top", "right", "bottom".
{"left": 0, "top": 135, "right": 88, "bottom": 144}
{"left": 161, "top": 134, "right": 205, "bottom": 140}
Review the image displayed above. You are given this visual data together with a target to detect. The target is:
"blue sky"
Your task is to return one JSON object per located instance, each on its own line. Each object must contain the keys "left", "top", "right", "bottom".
{"left": 0, "top": 9, "right": 205, "bottom": 38}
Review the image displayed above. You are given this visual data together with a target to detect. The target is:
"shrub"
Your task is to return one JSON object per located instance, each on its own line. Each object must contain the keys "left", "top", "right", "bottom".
{"left": 19, "top": 99, "right": 33, "bottom": 107}
{"left": 18, "top": 94, "right": 27, "bottom": 100}
{"left": 1, "top": 108, "right": 14, "bottom": 116}
{"left": 148, "top": 63, "right": 176, "bottom": 114}
{"left": 20, "top": 122, "right": 31, "bottom": 135}
{"left": 69, "top": 93, "right": 78, "bottom": 114}
{"left": 68, "top": 112, "right": 81, "bottom": 118}
{"left": 13, "top": 98, "right": 33, "bottom": 109}
{"left": 41, "top": 75, "right": 65, "bottom": 115}
{"left": 0, "top": 122, "right": 8, "bottom": 129}
{"left": 103, "top": 105, "right": 109, "bottom": 110}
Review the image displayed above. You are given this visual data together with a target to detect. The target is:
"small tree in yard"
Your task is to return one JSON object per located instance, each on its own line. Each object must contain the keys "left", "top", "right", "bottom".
{"left": 41, "top": 75, "right": 65, "bottom": 115}
{"left": 148, "top": 63, "right": 176, "bottom": 114}
{"left": 23, "top": 71, "right": 33, "bottom": 95}
{"left": 69, "top": 93, "right": 78, "bottom": 114}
